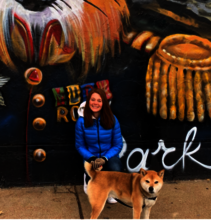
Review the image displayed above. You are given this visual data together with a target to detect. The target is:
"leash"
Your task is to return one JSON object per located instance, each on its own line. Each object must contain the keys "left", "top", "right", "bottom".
{"left": 114, "top": 198, "right": 133, "bottom": 208}
{"left": 114, "top": 197, "right": 157, "bottom": 209}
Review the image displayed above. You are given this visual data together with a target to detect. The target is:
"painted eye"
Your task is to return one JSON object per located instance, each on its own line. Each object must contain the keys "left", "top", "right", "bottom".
{"left": 146, "top": 180, "right": 150, "bottom": 183}
{"left": 154, "top": 181, "right": 158, "bottom": 184}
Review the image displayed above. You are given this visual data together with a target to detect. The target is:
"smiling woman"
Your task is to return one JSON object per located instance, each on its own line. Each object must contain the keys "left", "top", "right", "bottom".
{"left": 89, "top": 93, "right": 103, "bottom": 118}
{"left": 75, "top": 88, "right": 123, "bottom": 203}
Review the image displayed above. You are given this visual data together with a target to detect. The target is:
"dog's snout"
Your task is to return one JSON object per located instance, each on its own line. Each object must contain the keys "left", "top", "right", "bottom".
{"left": 149, "top": 186, "right": 154, "bottom": 193}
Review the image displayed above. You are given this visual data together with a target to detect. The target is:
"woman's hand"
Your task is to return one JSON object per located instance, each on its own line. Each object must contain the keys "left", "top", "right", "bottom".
{"left": 92, "top": 158, "right": 106, "bottom": 170}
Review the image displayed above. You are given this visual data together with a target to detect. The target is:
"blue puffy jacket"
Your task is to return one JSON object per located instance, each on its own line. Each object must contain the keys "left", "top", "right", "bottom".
{"left": 75, "top": 115, "right": 123, "bottom": 161}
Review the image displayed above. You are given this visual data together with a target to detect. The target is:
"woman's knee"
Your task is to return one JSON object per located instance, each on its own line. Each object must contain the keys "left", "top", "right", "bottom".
{"left": 105, "top": 157, "right": 123, "bottom": 172}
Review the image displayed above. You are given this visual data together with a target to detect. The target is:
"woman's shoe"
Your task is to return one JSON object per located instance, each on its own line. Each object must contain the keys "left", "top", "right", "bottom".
{"left": 83, "top": 173, "right": 87, "bottom": 194}
{"left": 107, "top": 196, "right": 117, "bottom": 203}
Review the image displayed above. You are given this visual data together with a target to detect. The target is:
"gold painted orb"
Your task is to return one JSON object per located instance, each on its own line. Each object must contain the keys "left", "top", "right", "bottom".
{"left": 32, "top": 94, "right": 45, "bottom": 107}
{"left": 33, "top": 118, "right": 46, "bottom": 130}
{"left": 33, "top": 149, "right": 46, "bottom": 162}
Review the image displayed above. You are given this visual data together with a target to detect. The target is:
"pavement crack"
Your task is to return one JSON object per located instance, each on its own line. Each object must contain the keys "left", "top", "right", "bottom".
{"left": 67, "top": 185, "right": 84, "bottom": 219}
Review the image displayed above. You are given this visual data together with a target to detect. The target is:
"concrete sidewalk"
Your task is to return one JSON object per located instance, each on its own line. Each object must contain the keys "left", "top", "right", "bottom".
{"left": 0, "top": 179, "right": 211, "bottom": 219}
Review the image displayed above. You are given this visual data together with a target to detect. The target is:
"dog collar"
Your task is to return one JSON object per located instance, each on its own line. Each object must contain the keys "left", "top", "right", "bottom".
{"left": 146, "top": 197, "right": 157, "bottom": 200}
{"left": 142, "top": 196, "right": 157, "bottom": 209}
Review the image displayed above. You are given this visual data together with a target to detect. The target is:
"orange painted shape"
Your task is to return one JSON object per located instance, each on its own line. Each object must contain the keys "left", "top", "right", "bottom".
{"left": 157, "top": 8, "right": 198, "bottom": 28}
{"left": 57, "top": 106, "right": 69, "bottom": 122}
{"left": 32, "top": 94, "right": 45, "bottom": 108}
{"left": 14, "top": 17, "right": 34, "bottom": 63}
{"left": 33, "top": 149, "right": 46, "bottom": 162}
{"left": 157, "top": 34, "right": 211, "bottom": 70}
{"left": 167, "top": 44, "right": 210, "bottom": 60}
{"left": 24, "top": 68, "right": 42, "bottom": 85}
{"left": 70, "top": 106, "right": 79, "bottom": 122}
{"left": 145, "top": 36, "right": 161, "bottom": 53}
{"left": 33, "top": 118, "right": 46, "bottom": 130}
{"left": 122, "top": 31, "right": 137, "bottom": 44}
{"left": 131, "top": 31, "right": 154, "bottom": 50}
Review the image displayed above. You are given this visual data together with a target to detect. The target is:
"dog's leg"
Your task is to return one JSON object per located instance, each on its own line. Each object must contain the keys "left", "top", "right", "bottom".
{"left": 141, "top": 199, "right": 156, "bottom": 219}
{"left": 133, "top": 207, "right": 142, "bottom": 219}
{"left": 89, "top": 192, "right": 108, "bottom": 219}
{"left": 132, "top": 202, "right": 142, "bottom": 219}
{"left": 132, "top": 194, "right": 143, "bottom": 219}
{"left": 141, "top": 207, "right": 151, "bottom": 219}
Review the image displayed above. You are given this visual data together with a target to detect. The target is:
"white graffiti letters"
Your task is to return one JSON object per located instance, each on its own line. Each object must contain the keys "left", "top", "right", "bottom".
{"left": 126, "top": 148, "right": 149, "bottom": 172}
{"left": 126, "top": 127, "right": 211, "bottom": 172}
{"left": 151, "top": 140, "right": 176, "bottom": 170}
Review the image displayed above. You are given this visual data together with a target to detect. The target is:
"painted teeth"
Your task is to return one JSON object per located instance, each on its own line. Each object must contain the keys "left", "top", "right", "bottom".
{"left": 162, "top": 49, "right": 174, "bottom": 58}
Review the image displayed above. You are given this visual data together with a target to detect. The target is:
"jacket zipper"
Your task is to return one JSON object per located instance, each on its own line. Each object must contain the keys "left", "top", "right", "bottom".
{"left": 97, "top": 119, "right": 101, "bottom": 157}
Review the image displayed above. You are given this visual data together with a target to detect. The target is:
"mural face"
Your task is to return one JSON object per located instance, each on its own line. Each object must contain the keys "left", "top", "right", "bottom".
{"left": 0, "top": 0, "right": 131, "bottom": 74}
{"left": 0, "top": 0, "right": 211, "bottom": 185}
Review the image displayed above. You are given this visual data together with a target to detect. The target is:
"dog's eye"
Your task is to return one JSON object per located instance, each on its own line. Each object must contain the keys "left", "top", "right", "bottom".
{"left": 146, "top": 180, "right": 150, "bottom": 183}
{"left": 154, "top": 181, "right": 158, "bottom": 184}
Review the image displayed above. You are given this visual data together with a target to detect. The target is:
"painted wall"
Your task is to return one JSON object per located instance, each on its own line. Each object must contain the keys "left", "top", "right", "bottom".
{"left": 0, "top": 0, "right": 211, "bottom": 186}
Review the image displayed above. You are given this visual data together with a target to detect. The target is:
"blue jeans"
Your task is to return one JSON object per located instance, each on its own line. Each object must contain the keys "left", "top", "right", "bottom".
{"left": 85, "top": 156, "right": 123, "bottom": 184}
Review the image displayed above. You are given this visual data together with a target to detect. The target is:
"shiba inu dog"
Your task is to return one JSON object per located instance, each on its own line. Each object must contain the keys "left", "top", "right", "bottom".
{"left": 84, "top": 161, "right": 164, "bottom": 219}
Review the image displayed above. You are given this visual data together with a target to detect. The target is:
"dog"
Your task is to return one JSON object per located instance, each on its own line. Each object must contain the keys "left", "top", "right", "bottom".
{"left": 84, "top": 161, "right": 164, "bottom": 219}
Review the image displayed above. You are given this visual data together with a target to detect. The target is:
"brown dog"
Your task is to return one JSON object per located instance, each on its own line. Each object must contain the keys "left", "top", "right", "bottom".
{"left": 84, "top": 161, "right": 164, "bottom": 219}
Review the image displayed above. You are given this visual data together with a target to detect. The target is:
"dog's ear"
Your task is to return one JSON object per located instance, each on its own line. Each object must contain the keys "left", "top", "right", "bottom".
{"left": 140, "top": 168, "right": 147, "bottom": 177}
{"left": 158, "top": 169, "right": 165, "bottom": 179}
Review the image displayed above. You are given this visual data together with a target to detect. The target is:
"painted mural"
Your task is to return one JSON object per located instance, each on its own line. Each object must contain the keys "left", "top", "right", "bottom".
{"left": 0, "top": 0, "right": 211, "bottom": 186}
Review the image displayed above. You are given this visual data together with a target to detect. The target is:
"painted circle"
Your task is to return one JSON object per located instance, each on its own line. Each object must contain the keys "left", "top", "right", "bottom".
{"left": 33, "top": 118, "right": 46, "bottom": 130}
{"left": 32, "top": 94, "right": 45, "bottom": 107}
{"left": 24, "top": 68, "right": 43, "bottom": 85}
{"left": 33, "top": 149, "right": 46, "bottom": 162}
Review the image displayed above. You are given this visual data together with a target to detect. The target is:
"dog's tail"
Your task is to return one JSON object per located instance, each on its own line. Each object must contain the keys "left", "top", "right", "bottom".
{"left": 84, "top": 161, "right": 96, "bottom": 179}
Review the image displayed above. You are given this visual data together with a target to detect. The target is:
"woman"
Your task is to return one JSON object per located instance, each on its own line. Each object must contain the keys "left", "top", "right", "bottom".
{"left": 75, "top": 88, "right": 123, "bottom": 203}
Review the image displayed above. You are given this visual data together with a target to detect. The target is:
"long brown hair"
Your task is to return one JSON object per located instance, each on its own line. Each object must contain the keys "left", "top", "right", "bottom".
{"left": 84, "top": 88, "right": 115, "bottom": 129}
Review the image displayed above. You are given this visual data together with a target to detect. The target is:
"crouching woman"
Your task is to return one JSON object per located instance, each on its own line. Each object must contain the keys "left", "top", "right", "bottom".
{"left": 75, "top": 88, "right": 123, "bottom": 203}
